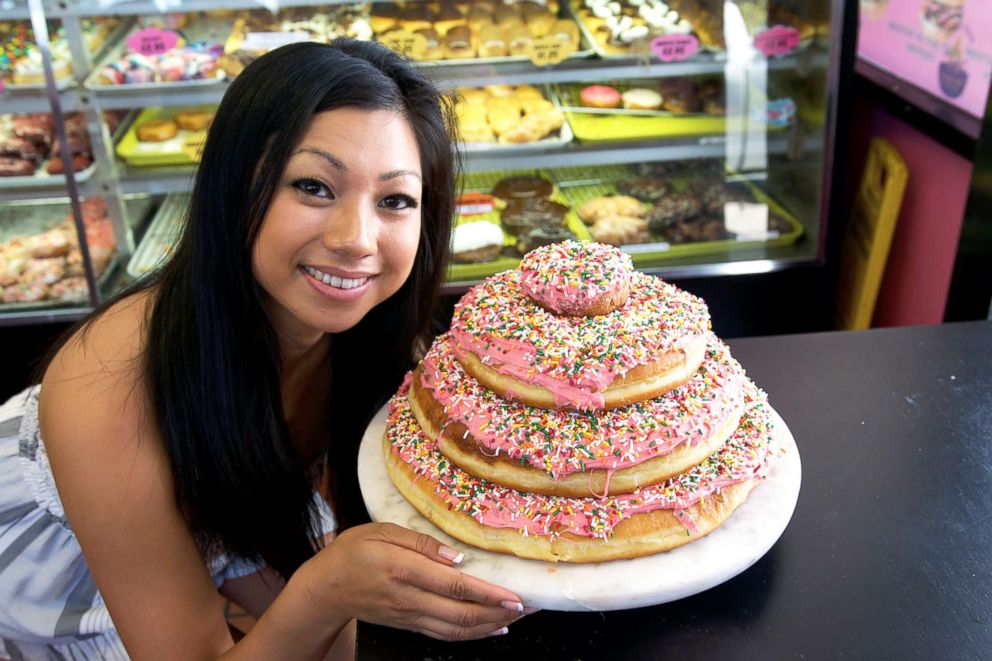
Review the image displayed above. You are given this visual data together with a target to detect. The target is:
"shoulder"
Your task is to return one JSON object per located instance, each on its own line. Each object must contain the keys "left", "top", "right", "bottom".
{"left": 41, "top": 289, "right": 155, "bottom": 454}
{"left": 39, "top": 289, "right": 168, "bottom": 525}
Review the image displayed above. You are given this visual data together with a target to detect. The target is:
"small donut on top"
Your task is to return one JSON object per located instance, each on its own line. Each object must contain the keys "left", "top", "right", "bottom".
{"left": 519, "top": 240, "right": 633, "bottom": 317}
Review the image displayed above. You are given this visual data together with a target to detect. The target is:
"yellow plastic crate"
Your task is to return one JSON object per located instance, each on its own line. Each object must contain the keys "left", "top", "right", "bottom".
{"left": 834, "top": 138, "right": 908, "bottom": 330}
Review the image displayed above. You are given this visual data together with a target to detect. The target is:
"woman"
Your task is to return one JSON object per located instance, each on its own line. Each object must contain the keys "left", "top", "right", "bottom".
{"left": 0, "top": 40, "right": 527, "bottom": 659}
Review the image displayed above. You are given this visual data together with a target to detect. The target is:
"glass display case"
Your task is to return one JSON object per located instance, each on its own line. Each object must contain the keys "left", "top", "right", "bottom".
{"left": 1, "top": 0, "right": 846, "bottom": 324}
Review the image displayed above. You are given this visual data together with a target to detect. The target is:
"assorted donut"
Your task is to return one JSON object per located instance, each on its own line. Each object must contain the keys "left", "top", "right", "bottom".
{"left": 1, "top": 198, "right": 115, "bottom": 305}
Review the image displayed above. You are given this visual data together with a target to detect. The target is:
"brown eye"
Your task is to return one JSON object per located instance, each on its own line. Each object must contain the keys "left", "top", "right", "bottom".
{"left": 293, "top": 178, "right": 333, "bottom": 199}
{"left": 380, "top": 194, "right": 418, "bottom": 211}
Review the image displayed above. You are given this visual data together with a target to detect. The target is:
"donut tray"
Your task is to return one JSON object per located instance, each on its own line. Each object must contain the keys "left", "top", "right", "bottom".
{"left": 83, "top": 15, "right": 231, "bottom": 94}
{"left": 115, "top": 105, "right": 216, "bottom": 167}
{"left": 0, "top": 160, "right": 96, "bottom": 190}
{"left": 553, "top": 82, "right": 786, "bottom": 143}
{"left": 358, "top": 402, "right": 802, "bottom": 611}
{"left": 126, "top": 191, "right": 187, "bottom": 278}
{"left": 446, "top": 168, "right": 592, "bottom": 283}
{"left": 457, "top": 84, "right": 576, "bottom": 155}
{"left": 549, "top": 164, "right": 804, "bottom": 265}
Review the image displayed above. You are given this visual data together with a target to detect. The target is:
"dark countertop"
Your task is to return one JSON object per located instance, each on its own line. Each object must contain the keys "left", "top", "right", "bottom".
{"left": 357, "top": 321, "right": 992, "bottom": 660}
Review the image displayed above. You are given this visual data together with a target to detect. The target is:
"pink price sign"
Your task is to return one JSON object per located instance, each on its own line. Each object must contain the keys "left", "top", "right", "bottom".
{"left": 753, "top": 25, "right": 800, "bottom": 57}
{"left": 126, "top": 27, "right": 179, "bottom": 57}
{"left": 650, "top": 34, "right": 699, "bottom": 62}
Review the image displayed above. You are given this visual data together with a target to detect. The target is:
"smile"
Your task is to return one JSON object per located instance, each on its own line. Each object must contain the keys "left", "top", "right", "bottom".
{"left": 303, "top": 265, "right": 371, "bottom": 290}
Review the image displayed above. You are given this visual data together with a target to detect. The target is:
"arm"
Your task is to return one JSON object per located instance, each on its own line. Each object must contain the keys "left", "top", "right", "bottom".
{"left": 41, "top": 301, "right": 525, "bottom": 659}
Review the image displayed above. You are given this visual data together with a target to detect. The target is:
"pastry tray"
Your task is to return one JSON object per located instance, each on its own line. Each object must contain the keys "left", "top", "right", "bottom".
{"left": 83, "top": 16, "right": 231, "bottom": 93}
{"left": 549, "top": 164, "right": 804, "bottom": 266}
{"left": 446, "top": 168, "right": 591, "bottom": 283}
{"left": 0, "top": 160, "right": 96, "bottom": 189}
{"left": 0, "top": 195, "right": 154, "bottom": 311}
{"left": 458, "top": 84, "right": 574, "bottom": 154}
{"left": 1, "top": 75, "right": 75, "bottom": 92}
{"left": 554, "top": 82, "right": 726, "bottom": 142}
{"left": 115, "top": 105, "right": 216, "bottom": 167}
{"left": 376, "top": 16, "right": 593, "bottom": 67}
{"left": 567, "top": 0, "right": 719, "bottom": 60}
{"left": 126, "top": 191, "right": 187, "bottom": 278}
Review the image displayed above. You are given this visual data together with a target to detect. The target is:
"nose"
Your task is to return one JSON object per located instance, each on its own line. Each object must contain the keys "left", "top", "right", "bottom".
{"left": 321, "top": 194, "right": 376, "bottom": 258}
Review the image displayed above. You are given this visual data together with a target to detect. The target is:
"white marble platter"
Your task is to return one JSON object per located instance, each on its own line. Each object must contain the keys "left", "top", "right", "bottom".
{"left": 358, "top": 403, "right": 801, "bottom": 612}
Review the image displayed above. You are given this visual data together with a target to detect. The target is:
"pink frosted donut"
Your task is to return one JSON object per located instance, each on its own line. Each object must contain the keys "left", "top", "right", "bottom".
{"left": 519, "top": 240, "right": 633, "bottom": 317}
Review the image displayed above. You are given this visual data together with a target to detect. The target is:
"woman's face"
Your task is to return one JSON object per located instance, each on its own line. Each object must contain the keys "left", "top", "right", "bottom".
{"left": 253, "top": 107, "right": 423, "bottom": 344}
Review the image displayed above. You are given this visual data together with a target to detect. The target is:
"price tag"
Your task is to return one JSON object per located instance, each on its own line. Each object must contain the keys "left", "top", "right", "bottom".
{"left": 126, "top": 27, "right": 180, "bottom": 57}
{"left": 724, "top": 202, "right": 770, "bottom": 239}
{"left": 650, "top": 34, "right": 699, "bottom": 62}
{"left": 181, "top": 135, "right": 206, "bottom": 163}
{"left": 380, "top": 30, "right": 428, "bottom": 59}
{"left": 242, "top": 32, "right": 310, "bottom": 51}
{"left": 753, "top": 25, "right": 800, "bottom": 57}
{"left": 526, "top": 35, "right": 576, "bottom": 67}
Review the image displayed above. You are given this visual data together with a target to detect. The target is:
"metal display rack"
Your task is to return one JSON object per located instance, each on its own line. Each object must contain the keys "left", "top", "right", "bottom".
{"left": 1, "top": 0, "right": 845, "bottom": 321}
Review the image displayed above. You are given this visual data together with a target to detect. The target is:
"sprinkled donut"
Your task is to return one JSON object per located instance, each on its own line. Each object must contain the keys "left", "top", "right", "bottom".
{"left": 411, "top": 333, "right": 747, "bottom": 496}
{"left": 519, "top": 240, "right": 633, "bottom": 317}
{"left": 383, "top": 382, "right": 774, "bottom": 562}
{"left": 449, "top": 267, "right": 711, "bottom": 410}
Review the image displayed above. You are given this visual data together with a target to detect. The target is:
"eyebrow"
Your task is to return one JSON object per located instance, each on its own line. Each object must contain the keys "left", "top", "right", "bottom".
{"left": 293, "top": 147, "right": 422, "bottom": 182}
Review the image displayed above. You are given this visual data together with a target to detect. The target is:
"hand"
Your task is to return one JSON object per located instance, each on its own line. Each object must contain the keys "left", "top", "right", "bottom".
{"left": 304, "top": 522, "right": 528, "bottom": 641}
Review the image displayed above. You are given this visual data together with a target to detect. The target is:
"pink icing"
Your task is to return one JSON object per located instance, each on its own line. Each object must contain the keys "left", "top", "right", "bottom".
{"left": 419, "top": 333, "right": 746, "bottom": 479}
{"left": 449, "top": 269, "right": 711, "bottom": 410}
{"left": 386, "top": 383, "right": 774, "bottom": 541}
{"left": 518, "top": 241, "right": 633, "bottom": 315}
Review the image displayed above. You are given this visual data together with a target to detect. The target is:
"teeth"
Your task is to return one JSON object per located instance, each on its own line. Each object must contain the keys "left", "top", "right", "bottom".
{"left": 304, "top": 266, "right": 369, "bottom": 290}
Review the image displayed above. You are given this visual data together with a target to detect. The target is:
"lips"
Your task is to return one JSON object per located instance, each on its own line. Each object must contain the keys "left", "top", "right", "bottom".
{"left": 303, "top": 265, "right": 372, "bottom": 290}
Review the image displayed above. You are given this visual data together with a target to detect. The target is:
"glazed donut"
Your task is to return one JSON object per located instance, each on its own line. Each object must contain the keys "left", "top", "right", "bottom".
{"left": 136, "top": 120, "right": 179, "bottom": 142}
{"left": 411, "top": 333, "right": 746, "bottom": 496}
{"left": 578, "top": 195, "right": 645, "bottom": 225}
{"left": 518, "top": 241, "right": 633, "bottom": 317}
{"left": 449, "top": 265, "right": 710, "bottom": 411}
{"left": 174, "top": 111, "right": 213, "bottom": 131}
{"left": 383, "top": 382, "right": 773, "bottom": 562}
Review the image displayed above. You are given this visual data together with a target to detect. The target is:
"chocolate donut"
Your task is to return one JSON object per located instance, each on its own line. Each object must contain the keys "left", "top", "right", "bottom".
{"left": 492, "top": 174, "right": 554, "bottom": 202}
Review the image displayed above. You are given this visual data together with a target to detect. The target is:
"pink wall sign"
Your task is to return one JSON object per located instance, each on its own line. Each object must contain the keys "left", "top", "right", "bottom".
{"left": 126, "top": 27, "right": 180, "bottom": 57}
{"left": 858, "top": 0, "right": 992, "bottom": 119}
{"left": 753, "top": 26, "right": 800, "bottom": 57}
{"left": 650, "top": 34, "right": 699, "bottom": 62}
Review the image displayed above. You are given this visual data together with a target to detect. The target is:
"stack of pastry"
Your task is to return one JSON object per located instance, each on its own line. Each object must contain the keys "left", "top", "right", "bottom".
{"left": 455, "top": 85, "right": 565, "bottom": 144}
{"left": 383, "top": 241, "right": 777, "bottom": 562}
{"left": 372, "top": 0, "right": 579, "bottom": 61}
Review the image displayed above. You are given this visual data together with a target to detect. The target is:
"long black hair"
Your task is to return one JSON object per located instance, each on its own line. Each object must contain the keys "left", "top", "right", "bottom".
{"left": 139, "top": 40, "right": 455, "bottom": 579}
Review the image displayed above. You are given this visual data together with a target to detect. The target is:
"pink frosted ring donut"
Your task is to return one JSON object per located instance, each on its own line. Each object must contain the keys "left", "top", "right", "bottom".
{"left": 519, "top": 240, "right": 633, "bottom": 317}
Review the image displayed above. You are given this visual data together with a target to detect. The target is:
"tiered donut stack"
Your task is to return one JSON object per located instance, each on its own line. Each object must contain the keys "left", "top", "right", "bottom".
{"left": 383, "top": 241, "right": 777, "bottom": 562}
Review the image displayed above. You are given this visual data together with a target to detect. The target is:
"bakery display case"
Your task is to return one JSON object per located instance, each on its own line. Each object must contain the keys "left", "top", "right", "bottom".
{"left": 0, "top": 0, "right": 847, "bottom": 324}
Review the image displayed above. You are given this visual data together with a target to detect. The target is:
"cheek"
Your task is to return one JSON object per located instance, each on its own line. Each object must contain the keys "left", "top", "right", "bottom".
{"left": 396, "top": 216, "right": 422, "bottom": 276}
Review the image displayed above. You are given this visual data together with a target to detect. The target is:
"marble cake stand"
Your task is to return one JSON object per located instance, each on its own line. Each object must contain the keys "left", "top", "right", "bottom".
{"left": 357, "top": 404, "right": 801, "bottom": 612}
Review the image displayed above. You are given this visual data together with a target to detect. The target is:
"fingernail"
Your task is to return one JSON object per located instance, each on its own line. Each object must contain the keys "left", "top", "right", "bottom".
{"left": 500, "top": 600, "right": 524, "bottom": 613}
{"left": 438, "top": 545, "right": 464, "bottom": 564}
{"left": 488, "top": 626, "right": 509, "bottom": 637}
{"left": 523, "top": 607, "right": 540, "bottom": 615}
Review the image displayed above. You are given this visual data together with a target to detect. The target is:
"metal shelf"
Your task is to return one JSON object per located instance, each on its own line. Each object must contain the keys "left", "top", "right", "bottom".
{"left": 0, "top": 87, "right": 86, "bottom": 113}
{"left": 81, "top": 50, "right": 826, "bottom": 109}
{"left": 44, "top": 0, "right": 347, "bottom": 17}
{"left": 442, "top": 242, "right": 820, "bottom": 294}
{"left": 110, "top": 130, "right": 805, "bottom": 194}
{"left": 0, "top": 305, "right": 92, "bottom": 327}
